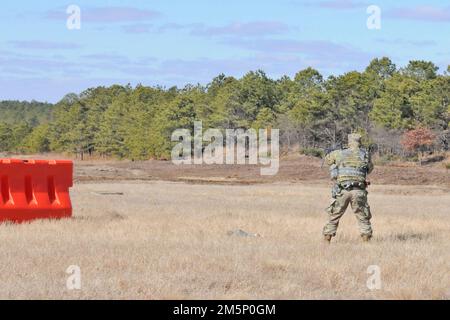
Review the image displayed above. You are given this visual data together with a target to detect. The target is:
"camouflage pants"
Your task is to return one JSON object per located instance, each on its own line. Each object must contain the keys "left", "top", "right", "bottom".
{"left": 323, "top": 188, "right": 373, "bottom": 237}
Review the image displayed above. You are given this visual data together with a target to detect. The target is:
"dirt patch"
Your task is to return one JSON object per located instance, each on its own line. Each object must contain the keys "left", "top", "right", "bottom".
{"left": 73, "top": 154, "right": 450, "bottom": 187}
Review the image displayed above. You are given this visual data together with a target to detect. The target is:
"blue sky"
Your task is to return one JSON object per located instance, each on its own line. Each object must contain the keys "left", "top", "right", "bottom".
{"left": 0, "top": 0, "right": 449, "bottom": 102}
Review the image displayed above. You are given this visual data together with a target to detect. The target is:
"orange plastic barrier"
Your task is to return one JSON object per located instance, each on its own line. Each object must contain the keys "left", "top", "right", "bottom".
{"left": 0, "top": 159, "right": 73, "bottom": 223}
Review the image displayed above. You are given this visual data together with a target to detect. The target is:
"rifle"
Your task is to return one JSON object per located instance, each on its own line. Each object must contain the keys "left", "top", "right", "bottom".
{"left": 321, "top": 144, "right": 342, "bottom": 199}
{"left": 321, "top": 143, "right": 343, "bottom": 168}
{"left": 367, "top": 143, "right": 378, "bottom": 156}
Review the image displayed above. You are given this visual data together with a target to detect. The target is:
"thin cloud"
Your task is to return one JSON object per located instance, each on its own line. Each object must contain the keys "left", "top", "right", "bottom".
{"left": 386, "top": 6, "right": 450, "bottom": 22}
{"left": 81, "top": 53, "right": 131, "bottom": 64}
{"left": 155, "top": 51, "right": 376, "bottom": 83}
{"left": 0, "top": 49, "right": 158, "bottom": 79}
{"left": 157, "top": 21, "right": 292, "bottom": 37}
{"left": 81, "top": 53, "right": 157, "bottom": 68}
{"left": 46, "top": 6, "right": 161, "bottom": 23}
{"left": 222, "top": 38, "right": 371, "bottom": 63}
{"left": 122, "top": 24, "right": 154, "bottom": 34}
{"left": 192, "top": 21, "right": 291, "bottom": 37}
{"left": 300, "top": 0, "right": 368, "bottom": 10}
{"left": 0, "top": 50, "right": 84, "bottom": 76}
{"left": 9, "top": 40, "right": 81, "bottom": 50}
{"left": 375, "top": 38, "right": 437, "bottom": 47}
{"left": 158, "top": 23, "right": 199, "bottom": 32}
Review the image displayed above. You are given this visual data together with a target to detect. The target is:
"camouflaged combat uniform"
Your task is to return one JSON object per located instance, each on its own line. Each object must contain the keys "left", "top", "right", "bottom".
{"left": 323, "top": 134, "right": 374, "bottom": 239}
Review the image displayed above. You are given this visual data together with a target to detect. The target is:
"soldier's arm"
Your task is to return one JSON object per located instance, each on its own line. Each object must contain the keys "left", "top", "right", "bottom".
{"left": 324, "top": 150, "right": 338, "bottom": 166}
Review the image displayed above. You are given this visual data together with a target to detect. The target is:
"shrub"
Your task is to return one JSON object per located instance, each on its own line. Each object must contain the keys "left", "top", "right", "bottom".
{"left": 374, "top": 154, "right": 399, "bottom": 165}
{"left": 300, "top": 147, "right": 324, "bottom": 158}
{"left": 401, "top": 127, "right": 436, "bottom": 164}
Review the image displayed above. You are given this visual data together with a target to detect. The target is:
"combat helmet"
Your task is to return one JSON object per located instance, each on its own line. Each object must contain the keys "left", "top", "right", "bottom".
{"left": 348, "top": 133, "right": 362, "bottom": 149}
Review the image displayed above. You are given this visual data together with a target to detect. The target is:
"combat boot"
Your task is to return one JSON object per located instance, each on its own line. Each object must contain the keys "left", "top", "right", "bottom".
{"left": 361, "top": 234, "right": 372, "bottom": 242}
{"left": 324, "top": 235, "right": 332, "bottom": 243}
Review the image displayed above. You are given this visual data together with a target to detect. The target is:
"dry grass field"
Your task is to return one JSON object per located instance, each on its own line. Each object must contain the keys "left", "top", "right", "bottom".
{"left": 0, "top": 178, "right": 449, "bottom": 299}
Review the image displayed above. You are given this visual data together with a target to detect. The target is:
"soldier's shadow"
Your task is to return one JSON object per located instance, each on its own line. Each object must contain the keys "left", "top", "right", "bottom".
{"left": 378, "top": 232, "right": 433, "bottom": 242}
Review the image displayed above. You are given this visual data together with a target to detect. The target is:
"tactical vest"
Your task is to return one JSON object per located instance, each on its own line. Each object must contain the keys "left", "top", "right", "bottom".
{"left": 335, "top": 148, "right": 369, "bottom": 184}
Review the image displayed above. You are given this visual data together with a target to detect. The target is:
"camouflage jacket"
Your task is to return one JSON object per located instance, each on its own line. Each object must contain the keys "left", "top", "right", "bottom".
{"left": 325, "top": 148, "right": 373, "bottom": 184}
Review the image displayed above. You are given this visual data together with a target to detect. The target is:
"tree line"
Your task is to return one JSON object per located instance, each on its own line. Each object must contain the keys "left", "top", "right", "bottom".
{"left": 0, "top": 57, "right": 449, "bottom": 160}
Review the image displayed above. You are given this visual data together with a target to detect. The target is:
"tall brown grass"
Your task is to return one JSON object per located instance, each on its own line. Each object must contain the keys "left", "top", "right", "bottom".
{"left": 0, "top": 181, "right": 448, "bottom": 299}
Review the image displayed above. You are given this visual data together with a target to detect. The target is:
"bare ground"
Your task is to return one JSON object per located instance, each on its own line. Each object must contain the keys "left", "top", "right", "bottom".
{"left": 0, "top": 178, "right": 448, "bottom": 299}
{"left": 71, "top": 154, "right": 450, "bottom": 187}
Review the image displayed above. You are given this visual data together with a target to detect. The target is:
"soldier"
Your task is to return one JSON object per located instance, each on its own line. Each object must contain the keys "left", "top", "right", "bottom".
{"left": 323, "top": 133, "right": 374, "bottom": 243}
